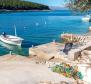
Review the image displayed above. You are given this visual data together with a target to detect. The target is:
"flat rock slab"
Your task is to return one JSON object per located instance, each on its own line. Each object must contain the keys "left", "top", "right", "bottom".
{"left": 29, "top": 42, "right": 65, "bottom": 60}
{"left": 0, "top": 55, "right": 74, "bottom": 84}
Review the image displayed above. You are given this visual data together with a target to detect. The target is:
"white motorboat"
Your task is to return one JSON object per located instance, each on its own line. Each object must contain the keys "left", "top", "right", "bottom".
{"left": 0, "top": 26, "right": 23, "bottom": 46}
{"left": 0, "top": 40, "right": 22, "bottom": 50}
{"left": 82, "top": 15, "right": 91, "bottom": 22}
{"left": 0, "top": 35, "right": 23, "bottom": 46}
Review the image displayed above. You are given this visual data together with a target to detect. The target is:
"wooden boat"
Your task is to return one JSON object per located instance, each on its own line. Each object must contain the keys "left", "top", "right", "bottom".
{"left": 0, "top": 26, "right": 23, "bottom": 46}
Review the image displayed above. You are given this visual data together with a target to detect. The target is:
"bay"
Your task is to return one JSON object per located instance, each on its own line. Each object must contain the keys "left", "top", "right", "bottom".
{"left": 0, "top": 10, "right": 90, "bottom": 56}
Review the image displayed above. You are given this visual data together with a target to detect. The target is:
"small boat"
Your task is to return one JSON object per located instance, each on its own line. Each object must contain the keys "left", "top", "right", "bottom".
{"left": 82, "top": 15, "right": 91, "bottom": 22}
{"left": 0, "top": 40, "right": 22, "bottom": 50}
{"left": 0, "top": 26, "right": 23, "bottom": 46}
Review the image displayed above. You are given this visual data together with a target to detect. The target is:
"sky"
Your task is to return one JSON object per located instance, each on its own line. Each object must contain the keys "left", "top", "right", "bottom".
{"left": 26, "top": 0, "right": 66, "bottom": 7}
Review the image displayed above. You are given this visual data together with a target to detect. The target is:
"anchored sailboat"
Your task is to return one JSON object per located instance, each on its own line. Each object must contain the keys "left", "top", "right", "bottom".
{"left": 0, "top": 25, "right": 24, "bottom": 46}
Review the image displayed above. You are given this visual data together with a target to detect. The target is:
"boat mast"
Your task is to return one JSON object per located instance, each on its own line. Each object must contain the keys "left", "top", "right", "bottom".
{"left": 14, "top": 25, "right": 17, "bottom": 36}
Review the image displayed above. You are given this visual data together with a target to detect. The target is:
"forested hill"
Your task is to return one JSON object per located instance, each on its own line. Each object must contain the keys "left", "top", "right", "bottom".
{"left": 0, "top": 0, "right": 50, "bottom": 10}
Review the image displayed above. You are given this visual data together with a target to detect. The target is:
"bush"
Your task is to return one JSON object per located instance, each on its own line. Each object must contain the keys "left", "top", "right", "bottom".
{"left": 51, "top": 63, "right": 83, "bottom": 80}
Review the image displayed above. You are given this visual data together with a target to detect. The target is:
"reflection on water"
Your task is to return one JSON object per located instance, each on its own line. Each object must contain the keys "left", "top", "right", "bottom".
{"left": 0, "top": 41, "right": 29, "bottom": 56}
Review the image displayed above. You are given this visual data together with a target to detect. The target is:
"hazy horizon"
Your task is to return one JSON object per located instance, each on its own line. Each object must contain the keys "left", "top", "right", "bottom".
{"left": 25, "top": 0, "right": 66, "bottom": 7}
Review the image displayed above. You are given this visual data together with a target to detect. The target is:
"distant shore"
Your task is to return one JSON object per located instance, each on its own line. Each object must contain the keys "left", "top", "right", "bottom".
{"left": 0, "top": 0, "right": 50, "bottom": 13}
{"left": 0, "top": 9, "right": 51, "bottom": 13}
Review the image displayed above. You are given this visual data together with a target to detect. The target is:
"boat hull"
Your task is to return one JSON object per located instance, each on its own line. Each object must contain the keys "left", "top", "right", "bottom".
{"left": 82, "top": 17, "right": 90, "bottom": 22}
{"left": 0, "top": 35, "right": 23, "bottom": 46}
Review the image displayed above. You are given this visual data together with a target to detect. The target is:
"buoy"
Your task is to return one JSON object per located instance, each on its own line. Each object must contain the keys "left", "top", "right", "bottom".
{"left": 45, "top": 21, "right": 46, "bottom": 24}
{"left": 9, "top": 51, "right": 12, "bottom": 55}
{"left": 24, "top": 27, "right": 27, "bottom": 30}
{"left": 52, "top": 39, "right": 56, "bottom": 45}
{"left": 89, "top": 26, "right": 91, "bottom": 31}
{"left": 32, "top": 45, "right": 34, "bottom": 48}
{"left": 36, "top": 23, "right": 39, "bottom": 26}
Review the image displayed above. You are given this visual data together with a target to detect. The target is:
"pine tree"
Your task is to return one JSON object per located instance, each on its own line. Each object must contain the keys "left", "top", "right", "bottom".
{"left": 0, "top": 0, "right": 49, "bottom": 10}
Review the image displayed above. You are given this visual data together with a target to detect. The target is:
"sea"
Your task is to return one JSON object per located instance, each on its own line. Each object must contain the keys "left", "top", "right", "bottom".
{"left": 0, "top": 10, "right": 90, "bottom": 56}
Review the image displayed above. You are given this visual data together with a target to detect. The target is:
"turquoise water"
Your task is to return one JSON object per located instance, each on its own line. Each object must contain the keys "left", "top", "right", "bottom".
{"left": 0, "top": 10, "right": 90, "bottom": 56}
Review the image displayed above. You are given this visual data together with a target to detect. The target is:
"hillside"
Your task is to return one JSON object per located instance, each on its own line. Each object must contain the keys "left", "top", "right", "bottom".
{"left": 0, "top": 0, "right": 50, "bottom": 10}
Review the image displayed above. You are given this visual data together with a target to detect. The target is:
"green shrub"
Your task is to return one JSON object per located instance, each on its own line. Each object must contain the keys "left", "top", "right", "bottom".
{"left": 51, "top": 63, "right": 83, "bottom": 80}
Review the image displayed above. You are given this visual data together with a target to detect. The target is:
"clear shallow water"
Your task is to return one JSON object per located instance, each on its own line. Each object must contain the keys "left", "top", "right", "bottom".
{"left": 0, "top": 10, "right": 90, "bottom": 56}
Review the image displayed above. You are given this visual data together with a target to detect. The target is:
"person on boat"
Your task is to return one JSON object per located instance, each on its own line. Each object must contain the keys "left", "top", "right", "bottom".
{"left": 2, "top": 32, "right": 7, "bottom": 37}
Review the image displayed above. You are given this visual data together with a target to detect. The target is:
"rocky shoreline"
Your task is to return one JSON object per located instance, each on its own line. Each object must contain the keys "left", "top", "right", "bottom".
{"left": 0, "top": 54, "right": 76, "bottom": 84}
{"left": 0, "top": 39, "right": 91, "bottom": 84}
